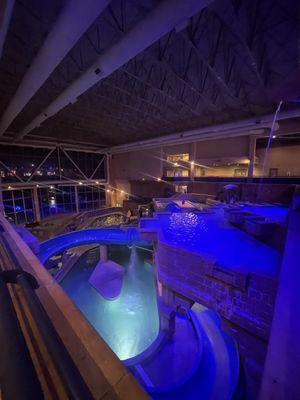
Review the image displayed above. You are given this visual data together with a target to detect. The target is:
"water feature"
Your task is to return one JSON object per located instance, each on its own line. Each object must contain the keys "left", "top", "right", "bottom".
{"left": 61, "top": 245, "right": 159, "bottom": 360}
{"left": 157, "top": 209, "right": 284, "bottom": 276}
{"left": 39, "top": 227, "right": 241, "bottom": 398}
{"left": 127, "top": 244, "right": 138, "bottom": 279}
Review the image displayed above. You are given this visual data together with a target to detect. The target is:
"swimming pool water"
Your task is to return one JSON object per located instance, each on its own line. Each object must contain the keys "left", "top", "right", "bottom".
{"left": 158, "top": 209, "right": 282, "bottom": 276}
{"left": 61, "top": 245, "right": 159, "bottom": 360}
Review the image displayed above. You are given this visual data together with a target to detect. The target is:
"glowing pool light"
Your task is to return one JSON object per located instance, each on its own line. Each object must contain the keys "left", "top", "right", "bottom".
{"left": 61, "top": 246, "right": 159, "bottom": 360}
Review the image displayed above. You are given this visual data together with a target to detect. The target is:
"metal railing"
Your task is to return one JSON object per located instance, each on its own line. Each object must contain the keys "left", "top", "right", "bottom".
{"left": 0, "top": 239, "right": 93, "bottom": 399}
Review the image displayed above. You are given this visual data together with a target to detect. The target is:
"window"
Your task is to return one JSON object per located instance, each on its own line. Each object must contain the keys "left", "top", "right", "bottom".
{"left": 38, "top": 187, "right": 58, "bottom": 218}
{"left": 77, "top": 185, "right": 105, "bottom": 211}
{"left": 165, "top": 154, "right": 190, "bottom": 178}
{"left": 234, "top": 168, "right": 248, "bottom": 177}
{"left": 167, "top": 153, "right": 189, "bottom": 162}
{"left": 0, "top": 145, "right": 106, "bottom": 183}
{"left": 3, "top": 189, "right": 35, "bottom": 224}
{"left": 56, "top": 186, "right": 76, "bottom": 213}
{"left": 175, "top": 185, "right": 188, "bottom": 193}
{"left": 269, "top": 168, "right": 278, "bottom": 177}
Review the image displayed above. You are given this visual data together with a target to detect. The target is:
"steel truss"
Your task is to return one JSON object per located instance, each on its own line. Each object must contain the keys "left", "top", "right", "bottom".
{"left": 1, "top": 0, "right": 298, "bottom": 147}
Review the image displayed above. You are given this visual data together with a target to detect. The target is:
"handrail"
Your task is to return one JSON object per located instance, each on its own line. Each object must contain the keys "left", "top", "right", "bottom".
{"left": 0, "top": 270, "right": 43, "bottom": 400}
{"left": 0, "top": 267, "right": 93, "bottom": 400}
{"left": 0, "top": 213, "right": 150, "bottom": 399}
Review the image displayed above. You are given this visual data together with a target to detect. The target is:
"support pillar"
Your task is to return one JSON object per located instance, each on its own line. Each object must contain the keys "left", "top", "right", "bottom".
{"left": 248, "top": 136, "right": 256, "bottom": 178}
{"left": 0, "top": 183, "right": 4, "bottom": 215}
{"left": 33, "top": 187, "right": 41, "bottom": 222}
{"left": 105, "top": 185, "right": 111, "bottom": 207}
{"left": 99, "top": 245, "right": 108, "bottom": 262}
{"left": 160, "top": 147, "right": 163, "bottom": 179}
{"left": 190, "top": 142, "right": 196, "bottom": 181}
{"left": 260, "top": 188, "right": 300, "bottom": 399}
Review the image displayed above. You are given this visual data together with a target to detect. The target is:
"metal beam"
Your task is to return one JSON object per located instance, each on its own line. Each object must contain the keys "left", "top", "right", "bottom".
{"left": 0, "top": 137, "right": 104, "bottom": 152}
{"left": 0, "top": 160, "right": 24, "bottom": 183}
{"left": 121, "top": 66, "right": 204, "bottom": 118}
{"left": 60, "top": 148, "right": 89, "bottom": 180}
{"left": 15, "top": 0, "right": 214, "bottom": 141}
{"left": 27, "top": 147, "right": 56, "bottom": 182}
{"left": 100, "top": 108, "right": 300, "bottom": 153}
{"left": 0, "top": 0, "right": 112, "bottom": 136}
{"left": 89, "top": 155, "right": 105, "bottom": 179}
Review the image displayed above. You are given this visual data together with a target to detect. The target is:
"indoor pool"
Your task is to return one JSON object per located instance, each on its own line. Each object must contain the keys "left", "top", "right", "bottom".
{"left": 157, "top": 208, "right": 283, "bottom": 276}
{"left": 61, "top": 245, "right": 159, "bottom": 360}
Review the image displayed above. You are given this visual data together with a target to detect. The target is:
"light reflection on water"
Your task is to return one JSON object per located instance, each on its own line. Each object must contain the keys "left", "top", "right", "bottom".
{"left": 167, "top": 212, "right": 208, "bottom": 245}
{"left": 159, "top": 210, "right": 280, "bottom": 276}
{"left": 61, "top": 246, "right": 159, "bottom": 360}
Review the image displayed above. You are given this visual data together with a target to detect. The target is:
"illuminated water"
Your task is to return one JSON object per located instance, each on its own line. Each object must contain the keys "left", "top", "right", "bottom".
{"left": 158, "top": 206, "right": 288, "bottom": 276}
{"left": 61, "top": 245, "right": 159, "bottom": 360}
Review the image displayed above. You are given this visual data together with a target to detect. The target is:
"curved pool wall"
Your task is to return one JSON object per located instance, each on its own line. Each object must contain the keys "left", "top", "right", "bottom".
{"left": 37, "top": 225, "right": 241, "bottom": 398}
{"left": 60, "top": 245, "right": 159, "bottom": 361}
{"left": 38, "top": 227, "right": 150, "bottom": 264}
{"left": 37, "top": 228, "right": 159, "bottom": 361}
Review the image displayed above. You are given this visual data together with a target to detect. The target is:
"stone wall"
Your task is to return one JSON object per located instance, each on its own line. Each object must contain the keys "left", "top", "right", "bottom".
{"left": 155, "top": 240, "right": 278, "bottom": 399}
{"left": 156, "top": 241, "right": 277, "bottom": 340}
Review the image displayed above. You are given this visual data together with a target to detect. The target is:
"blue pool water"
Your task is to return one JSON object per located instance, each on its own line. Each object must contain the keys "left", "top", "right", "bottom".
{"left": 157, "top": 208, "right": 284, "bottom": 276}
{"left": 61, "top": 245, "right": 159, "bottom": 360}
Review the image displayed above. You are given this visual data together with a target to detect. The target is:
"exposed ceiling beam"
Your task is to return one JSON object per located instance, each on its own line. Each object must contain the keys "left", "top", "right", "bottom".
{"left": 0, "top": 0, "right": 15, "bottom": 59}
{"left": 0, "top": 136, "right": 104, "bottom": 152}
{"left": 15, "top": 0, "right": 215, "bottom": 142}
{"left": 100, "top": 108, "right": 300, "bottom": 153}
{"left": 0, "top": 0, "right": 112, "bottom": 137}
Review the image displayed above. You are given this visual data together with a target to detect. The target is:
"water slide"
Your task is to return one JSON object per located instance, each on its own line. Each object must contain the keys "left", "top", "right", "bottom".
{"left": 38, "top": 229, "right": 242, "bottom": 399}
{"left": 130, "top": 305, "right": 242, "bottom": 400}
{"left": 38, "top": 227, "right": 150, "bottom": 264}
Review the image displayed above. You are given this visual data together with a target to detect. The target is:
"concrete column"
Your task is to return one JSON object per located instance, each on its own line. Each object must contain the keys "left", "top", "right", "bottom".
{"left": 105, "top": 185, "right": 111, "bottom": 207}
{"left": 99, "top": 245, "right": 108, "bottom": 262}
{"left": 248, "top": 135, "right": 256, "bottom": 178}
{"left": 260, "top": 188, "right": 300, "bottom": 400}
{"left": 160, "top": 146, "right": 163, "bottom": 178}
{"left": 0, "top": 183, "right": 4, "bottom": 214}
{"left": 33, "top": 187, "right": 41, "bottom": 222}
{"left": 190, "top": 142, "right": 196, "bottom": 181}
{"left": 106, "top": 153, "right": 111, "bottom": 185}
{"left": 74, "top": 185, "right": 79, "bottom": 213}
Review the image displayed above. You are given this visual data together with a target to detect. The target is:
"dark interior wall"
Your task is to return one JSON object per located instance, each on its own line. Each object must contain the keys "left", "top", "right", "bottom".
{"left": 130, "top": 181, "right": 174, "bottom": 199}
{"left": 130, "top": 180, "right": 295, "bottom": 205}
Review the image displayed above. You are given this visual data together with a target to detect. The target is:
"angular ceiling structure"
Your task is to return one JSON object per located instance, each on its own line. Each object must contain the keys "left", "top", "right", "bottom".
{"left": 0, "top": 0, "right": 299, "bottom": 152}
